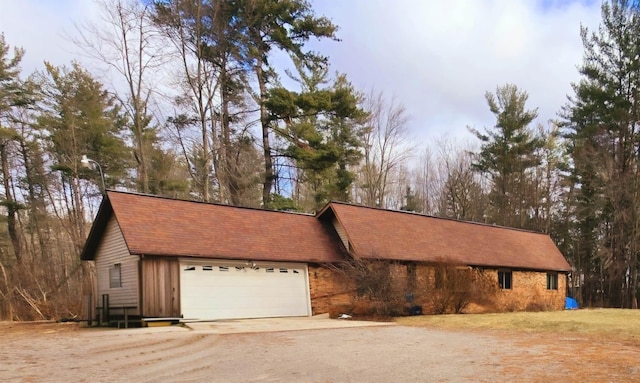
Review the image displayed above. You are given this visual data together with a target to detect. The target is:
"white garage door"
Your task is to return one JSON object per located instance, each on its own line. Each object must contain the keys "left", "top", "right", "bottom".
{"left": 180, "top": 259, "right": 311, "bottom": 320}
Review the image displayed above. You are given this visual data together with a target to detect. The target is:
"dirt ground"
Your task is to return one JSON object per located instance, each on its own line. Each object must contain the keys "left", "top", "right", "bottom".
{"left": 1, "top": 321, "right": 639, "bottom": 382}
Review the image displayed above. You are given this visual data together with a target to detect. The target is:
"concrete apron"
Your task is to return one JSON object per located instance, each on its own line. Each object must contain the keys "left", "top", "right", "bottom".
{"left": 182, "top": 313, "right": 395, "bottom": 334}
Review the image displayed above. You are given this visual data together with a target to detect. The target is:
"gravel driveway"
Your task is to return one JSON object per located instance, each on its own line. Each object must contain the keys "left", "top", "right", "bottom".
{"left": 1, "top": 321, "right": 638, "bottom": 382}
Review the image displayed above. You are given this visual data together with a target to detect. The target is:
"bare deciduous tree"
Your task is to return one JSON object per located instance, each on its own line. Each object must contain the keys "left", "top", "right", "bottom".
{"left": 73, "top": 0, "right": 168, "bottom": 194}
{"left": 434, "top": 137, "right": 488, "bottom": 221}
{"left": 357, "top": 91, "right": 414, "bottom": 208}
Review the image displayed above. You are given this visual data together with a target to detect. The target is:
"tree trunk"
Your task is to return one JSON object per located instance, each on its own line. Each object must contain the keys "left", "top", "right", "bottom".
{"left": 70, "top": 176, "right": 86, "bottom": 250}
{"left": 195, "top": 1, "right": 210, "bottom": 202}
{"left": 0, "top": 260, "right": 15, "bottom": 320}
{"left": 220, "top": 65, "right": 238, "bottom": 205}
{"left": 256, "top": 63, "right": 273, "bottom": 206}
{"left": 631, "top": 267, "right": 638, "bottom": 309}
{"left": 19, "top": 138, "right": 49, "bottom": 261}
{"left": 134, "top": 108, "right": 149, "bottom": 194}
{"left": 0, "top": 143, "right": 21, "bottom": 263}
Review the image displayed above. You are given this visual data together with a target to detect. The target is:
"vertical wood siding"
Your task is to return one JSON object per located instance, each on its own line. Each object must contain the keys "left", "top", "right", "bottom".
{"left": 95, "top": 217, "right": 140, "bottom": 314}
{"left": 141, "top": 257, "right": 180, "bottom": 317}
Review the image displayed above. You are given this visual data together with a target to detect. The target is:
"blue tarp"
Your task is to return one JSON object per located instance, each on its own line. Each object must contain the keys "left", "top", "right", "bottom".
{"left": 565, "top": 297, "right": 579, "bottom": 310}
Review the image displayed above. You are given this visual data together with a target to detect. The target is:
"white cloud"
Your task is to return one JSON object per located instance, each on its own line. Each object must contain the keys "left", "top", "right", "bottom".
{"left": 311, "top": 0, "right": 602, "bottom": 143}
{"left": 1, "top": 0, "right": 602, "bottom": 146}
{"left": 1, "top": 0, "right": 101, "bottom": 74}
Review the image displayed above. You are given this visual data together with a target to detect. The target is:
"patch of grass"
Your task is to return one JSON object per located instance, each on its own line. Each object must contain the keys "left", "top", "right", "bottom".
{"left": 396, "top": 309, "right": 640, "bottom": 342}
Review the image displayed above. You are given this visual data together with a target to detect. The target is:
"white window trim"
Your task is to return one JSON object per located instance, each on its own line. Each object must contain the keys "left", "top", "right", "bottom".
{"left": 109, "top": 263, "right": 122, "bottom": 288}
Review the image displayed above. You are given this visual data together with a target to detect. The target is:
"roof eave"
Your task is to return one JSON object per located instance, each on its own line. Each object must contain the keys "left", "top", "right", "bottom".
{"left": 79, "top": 194, "right": 114, "bottom": 261}
{"left": 315, "top": 201, "right": 337, "bottom": 219}
{"left": 318, "top": 203, "right": 364, "bottom": 259}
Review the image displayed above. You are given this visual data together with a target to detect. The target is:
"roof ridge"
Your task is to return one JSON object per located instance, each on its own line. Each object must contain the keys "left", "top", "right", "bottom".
{"left": 107, "top": 190, "right": 315, "bottom": 217}
{"left": 327, "top": 200, "right": 548, "bottom": 236}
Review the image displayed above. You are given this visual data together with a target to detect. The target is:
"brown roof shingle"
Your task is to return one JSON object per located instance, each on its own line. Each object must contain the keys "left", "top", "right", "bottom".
{"left": 82, "top": 191, "right": 345, "bottom": 263}
{"left": 321, "top": 202, "right": 571, "bottom": 272}
{"left": 81, "top": 192, "right": 570, "bottom": 272}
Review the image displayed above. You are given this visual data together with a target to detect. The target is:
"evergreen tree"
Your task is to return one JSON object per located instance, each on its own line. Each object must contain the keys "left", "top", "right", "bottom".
{"left": 265, "top": 60, "right": 364, "bottom": 210}
{"left": 38, "top": 62, "right": 131, "bottom": 246}
{"left": 470, "top": 84, "right": 541, "bottom": 229}
{"left": 239, "top": 0, "right": 338, "bottom": 206}
{"left": 0, "top": 33, "right": 33, "bottom": 262}
{"left": 400, "top": 186, "right": 421, "bottom": 212}
{"left": 562, "top": 0, "right": 640, "bottom": 308}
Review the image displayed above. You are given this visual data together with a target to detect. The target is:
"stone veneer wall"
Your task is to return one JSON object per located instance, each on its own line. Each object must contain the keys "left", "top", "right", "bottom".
{"left": 491, "top": 269, "right": 567, "bottom": 311}
{"left": 308, "top": 262, "right": 567, "bottom": 314}
{"left": 308, "top": 264, "right": 354, "bottom": 314}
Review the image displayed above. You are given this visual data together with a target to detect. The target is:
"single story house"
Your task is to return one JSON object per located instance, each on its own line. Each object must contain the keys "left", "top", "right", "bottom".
{"left": 80, "top": 191, "right": 571, "bottom": 321}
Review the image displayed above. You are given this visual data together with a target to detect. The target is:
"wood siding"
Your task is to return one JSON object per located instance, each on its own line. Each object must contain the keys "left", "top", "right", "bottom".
{"left": 332, "top": 217, "right": 349, "bottom": 251}
{"left": 141, "top": 257, "right": 180, "bottom": 317}
{"left": 95, "top": 216, "right": 140, "bottom": 314}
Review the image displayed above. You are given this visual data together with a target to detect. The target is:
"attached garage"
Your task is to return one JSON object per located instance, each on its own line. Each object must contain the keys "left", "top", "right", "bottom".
{"left": 79, "top": 191, "right": 346, "bottom": 321}
{"left": 180, "top": 259, "right": 311, "bottom": 320}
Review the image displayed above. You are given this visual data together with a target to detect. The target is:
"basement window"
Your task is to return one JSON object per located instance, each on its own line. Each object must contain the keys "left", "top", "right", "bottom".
{"left": 498, "top": 270, "right": 512, "bottom": 290}
{"left": 235, "top": 266, "right": 245, "bottom": 271}
{"left": 547, "top": 273, "right": 558, "bottom": 290}
{"left": 266, "top": 268, "right": 274, "bottom": 273}
{"left": 109, "top": 263, "right": 122, "bottom": 288}
{"left": 219, "top": 266, "right": 229, "bottom": 272}
{"left": 280, "top": 268, "right": 288, "bottom": 273}
{"left": 202, "top": 265, "right": 213, "bottom": 271}
{"left": 293, "top": 270, "right": 300, "bottom": 274}
{"left": 184, "top": 266, "right": 195, "bottom": 271}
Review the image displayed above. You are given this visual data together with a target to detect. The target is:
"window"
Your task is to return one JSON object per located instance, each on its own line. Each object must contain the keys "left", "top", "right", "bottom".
{"left": 109, "top": 263, "right": 122, "bottom": 288}
{"left": 547, "top": 272, "right": 558, "bottom": 290}
{"left": 498, "top": 270, "right": 512, "bottom": 290}
{"left": 183, "top": 266, "right": 195, "bottom": 271}
{"left": 219, "top": 266, "right": 229, "bottom": 272}
{"left": 266, "top": 268, "right": 274, "bottom": 273}
{"left": 203, "top": 265, "right": 213, "bottom": 271}
{"left": 279, "top": 268, "right": 288, "bottom": 273}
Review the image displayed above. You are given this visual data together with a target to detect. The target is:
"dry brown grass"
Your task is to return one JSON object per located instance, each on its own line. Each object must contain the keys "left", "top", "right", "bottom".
{"left": 398, "top": 309, "right": 640, "bottom": 382}
{"left": 396, "top": 308, "right": 640, "bottom": 343}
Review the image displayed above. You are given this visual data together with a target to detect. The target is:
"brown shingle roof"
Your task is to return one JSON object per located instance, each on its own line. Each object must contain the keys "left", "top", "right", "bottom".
{"left": 81, "top": 192, "right": 570, "bottom": 272}
{"left": 81, "top": 191, "right": 345, "bottom": 263}
{"left": 320, "top": 202, "right": 571, "bottom": 272}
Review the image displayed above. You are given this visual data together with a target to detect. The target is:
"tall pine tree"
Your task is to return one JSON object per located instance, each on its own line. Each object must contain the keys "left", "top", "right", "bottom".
{"left": 563, "top": 0, "right": 640, "bottom": 308}
{"left": 470, "top": 83, "right": 541, "bottom": 229}
{"left": 265, "top": 60, "right": 364, "bottom": 210}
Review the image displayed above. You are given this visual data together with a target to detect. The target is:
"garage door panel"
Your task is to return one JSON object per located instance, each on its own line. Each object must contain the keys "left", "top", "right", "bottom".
{"left": 180, "top": 259, "right": 310, "bottom": 320}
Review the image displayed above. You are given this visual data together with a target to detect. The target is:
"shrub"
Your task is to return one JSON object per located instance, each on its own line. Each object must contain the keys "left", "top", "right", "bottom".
{"left": 525, "top": 289, "right": 557, "bottom": 312}
{"left": 429, "top": 264, "right": 499, "bottom": 314}
{"left": 329, "top": 257, "right": 407, "bottom": 318}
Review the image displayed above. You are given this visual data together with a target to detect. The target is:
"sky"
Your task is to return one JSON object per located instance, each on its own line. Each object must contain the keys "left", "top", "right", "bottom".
{"left": 0, "top": 0, "right": 603, "bottom": 147}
